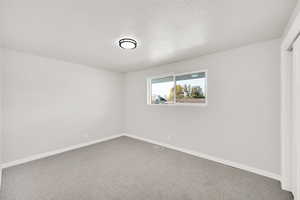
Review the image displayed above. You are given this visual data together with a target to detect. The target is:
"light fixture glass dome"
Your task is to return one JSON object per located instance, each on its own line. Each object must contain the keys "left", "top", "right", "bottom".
{"left": 119, "top": 38, "right": 137, "bottom": 49}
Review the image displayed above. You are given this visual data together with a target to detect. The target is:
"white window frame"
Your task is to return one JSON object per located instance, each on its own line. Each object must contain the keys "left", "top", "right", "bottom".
{"left": 147, "top": 70, "right": 208, "bottom": 106}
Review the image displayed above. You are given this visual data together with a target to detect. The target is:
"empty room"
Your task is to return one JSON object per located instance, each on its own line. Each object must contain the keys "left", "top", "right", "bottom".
{"left": 0, "top": 0, "right": 300, "bottom": 199}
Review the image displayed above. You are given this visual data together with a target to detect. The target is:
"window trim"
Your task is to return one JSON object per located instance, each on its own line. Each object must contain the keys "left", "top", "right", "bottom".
{"left": 147, "top": 70, "right": 208, "bottom": 106}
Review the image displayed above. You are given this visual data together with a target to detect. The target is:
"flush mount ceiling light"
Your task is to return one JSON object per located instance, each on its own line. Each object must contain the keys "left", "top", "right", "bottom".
{"left": 119, "top": 38, "right": 137, "bottom": 49}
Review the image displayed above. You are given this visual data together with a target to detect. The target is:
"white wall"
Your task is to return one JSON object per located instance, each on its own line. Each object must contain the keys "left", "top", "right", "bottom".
{"left": 2, "top": 49, "right": 124, "bottom": 163}
{"left": 1, "top": 39, "right": 281, "bottom": 177}
{"left": 125, "top": 39, "right": 281, "bottom": 175}
{"left": 282, "top": 0, "right": 300, "bottom": 40}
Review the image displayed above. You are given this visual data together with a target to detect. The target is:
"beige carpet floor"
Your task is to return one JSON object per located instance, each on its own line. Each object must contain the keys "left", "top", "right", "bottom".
{"left": 0, "top": 136, "right": 293, "bottom": 200}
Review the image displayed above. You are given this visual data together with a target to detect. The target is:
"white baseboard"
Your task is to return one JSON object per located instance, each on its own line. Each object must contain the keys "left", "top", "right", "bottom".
{"left": 123, "top": 133, "right": 281, "bottom": 181}
{"left": 1, "top": 133, "right": 281, "bottom": 182}
{"left": 2, "top": 134, "right": 123, "bottom": 169}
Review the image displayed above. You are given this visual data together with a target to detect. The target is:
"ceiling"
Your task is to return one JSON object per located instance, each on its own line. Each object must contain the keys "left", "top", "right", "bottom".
{"left": 0, "top": 0, "right": 297, "bottom": 72}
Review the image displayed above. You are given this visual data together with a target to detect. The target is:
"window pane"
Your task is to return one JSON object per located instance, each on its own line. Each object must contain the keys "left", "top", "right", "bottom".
{"left": 151, "top": 76, "right": 174, "bottom": 104}
{"left": 175, "top": 72, "right": 207, "bottom": 104}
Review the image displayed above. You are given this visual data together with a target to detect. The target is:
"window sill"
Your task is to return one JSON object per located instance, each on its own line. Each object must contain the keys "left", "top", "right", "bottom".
{"left": 147, "top": 103, "right": 208, "bottom": 107}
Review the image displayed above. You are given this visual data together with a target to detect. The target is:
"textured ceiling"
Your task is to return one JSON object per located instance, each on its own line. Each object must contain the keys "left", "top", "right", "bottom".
{"left": 0, "top": 0, "right": 297, "bottom": 72}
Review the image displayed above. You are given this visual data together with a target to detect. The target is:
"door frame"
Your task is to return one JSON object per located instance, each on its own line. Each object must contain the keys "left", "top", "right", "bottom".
{"left": 281, "top": 7, "right": 300, "bottom": 198}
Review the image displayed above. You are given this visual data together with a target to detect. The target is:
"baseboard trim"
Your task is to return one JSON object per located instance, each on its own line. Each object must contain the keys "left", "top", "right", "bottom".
{"left": 2, "top": 134, "right": 123, "bottom": 169}
{"left": 123, "top": 133, "right": 281, "bottom": 181}
{"left": 1, "top": 133, "right": 281, "bottom": 181}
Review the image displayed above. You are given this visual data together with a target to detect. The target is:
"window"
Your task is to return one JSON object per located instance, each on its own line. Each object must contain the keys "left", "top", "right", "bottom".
{"left": 148, "top": 70, "right": 207, "bottom": 105}
{"left": 150, "top": 76, "right": 174, "bottom": 104}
